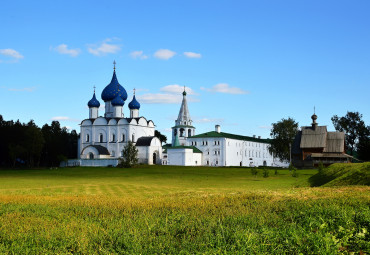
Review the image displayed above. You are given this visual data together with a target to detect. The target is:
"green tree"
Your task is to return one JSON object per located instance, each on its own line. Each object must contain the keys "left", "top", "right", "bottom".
{"left": 331, "top": 111, "right": 369, "bottom": 156}
{"left": 119, "top": 141, "right": 138, "bottom": 168}
{"left": 269, "top": 117, "right": 299, "bottom": 162}
{"left": 155, "top": 130, "right": 167, "bottom": 144}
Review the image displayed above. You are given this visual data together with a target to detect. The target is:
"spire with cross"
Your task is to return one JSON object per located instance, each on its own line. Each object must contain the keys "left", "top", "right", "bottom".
{"left": 113, "top": 60, "right": 116, "bottom": 70}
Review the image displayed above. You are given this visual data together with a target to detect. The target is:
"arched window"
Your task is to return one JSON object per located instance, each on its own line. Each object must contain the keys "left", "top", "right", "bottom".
{"left": 89, "top": 153, "right": 94, "bottom": 159}
{"left": 99, "top": 133, "right": 103, "bottom": 143}
{"left": 122, "top": 134, "right": 125, "bottom": 142}
{"left": 188, "top": 129, "right": 192, "bottom": 137}
{"left": 112, "top": 134, "right": 116, "bottom": 142}
{"left": 86, "top": 134, "right": 89, "bottom": 142}
{"left": 180, "top": 128, "right": 185, "bottom": 137}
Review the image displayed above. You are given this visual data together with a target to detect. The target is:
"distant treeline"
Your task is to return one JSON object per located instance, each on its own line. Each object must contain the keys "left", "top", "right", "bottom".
{"left": 0, "top": 115, "right": 77, "bottom": 168}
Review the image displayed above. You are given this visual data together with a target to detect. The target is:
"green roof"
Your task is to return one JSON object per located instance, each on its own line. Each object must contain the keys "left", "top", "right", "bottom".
{"left": 189, "top": 131, "right": 271, "bottom": 144}
{"left": 172, "top": 125, "right": 195, "bottom": 128}
{"left": 167, "top": 146, "right": 202, "bottom": 153}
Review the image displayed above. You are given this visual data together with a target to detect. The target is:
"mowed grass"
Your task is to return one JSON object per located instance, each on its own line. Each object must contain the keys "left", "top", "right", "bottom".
{"left": 0, "top": 166, "right": 313, "bottom": 197}
{"left": 0, "top": 166, "right": 369, "bottom": 254}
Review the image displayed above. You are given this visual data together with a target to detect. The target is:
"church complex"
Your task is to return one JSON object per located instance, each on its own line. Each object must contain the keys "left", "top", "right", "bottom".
{"left": 69, "top": 63, "right": 346, "bottom": 168}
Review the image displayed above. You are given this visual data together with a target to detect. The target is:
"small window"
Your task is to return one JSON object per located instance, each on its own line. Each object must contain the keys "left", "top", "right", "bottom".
{"left": 122, "top": 134, "right": 125, "bottom": 142}
{"left": 132, "top": 134, "right": 135, "bottom": 142}
{"left": 206, "top": 141, "right": 208, "bottom": 145}
{"left": 112, "top": 134, "right": 116, "bottom": 142}
{"left": 86, "top": 134, "right": 89, "bottom": 142}
{"left": 99, "top": 133, "right": 103, "bottom": 143}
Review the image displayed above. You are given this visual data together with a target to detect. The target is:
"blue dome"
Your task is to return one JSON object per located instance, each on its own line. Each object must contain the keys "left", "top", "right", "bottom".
{"left": 87, "top": 92, "right": 100, "bottom": 108}
{"left": 111, "top": 94, "right": 125, "bottom": 106}
{"left": 128, "top": 95, "right": 140, "bottom": 110}
{"left": 101, "top": 70, "right": 128, "bottom": 102}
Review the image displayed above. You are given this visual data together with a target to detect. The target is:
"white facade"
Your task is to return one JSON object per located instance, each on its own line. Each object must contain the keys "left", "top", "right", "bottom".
{"left": 165, "top": 147, "right": 202, "bottom": 166}
{"left": 164, "top": 91, "right": 287, "bottom": 167}
{"left": 77, "top": 66, "right": 162, "bottom": 166}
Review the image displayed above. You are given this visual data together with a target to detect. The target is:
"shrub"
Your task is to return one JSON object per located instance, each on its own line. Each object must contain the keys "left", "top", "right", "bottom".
{"left": 288, "top": 163, "right": 296, "bottom": 171}
{"left": 250, "top": 168, "right": 258, "bottom": 177}
{"left": 275, "top": 169, "right": 278, "bottom": 175}
{"left": 118, "top": 141, "right": 138, "bottom": 168}
{"left": 263, "top": 168, "right": 269, "bottom": 178}
{"left": 318, "top": 161, "right": 324, "bottom": 174}
{"left": 292, "top": 169, "right": 299, "bottom": 178}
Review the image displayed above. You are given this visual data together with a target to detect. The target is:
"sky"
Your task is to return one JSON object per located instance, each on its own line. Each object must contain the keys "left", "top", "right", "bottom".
{"left": 1, "top": 0, "right": 370, "bottom": 143}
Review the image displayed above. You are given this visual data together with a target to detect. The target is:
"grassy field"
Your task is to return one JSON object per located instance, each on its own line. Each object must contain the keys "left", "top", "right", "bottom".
{"left": 0, "top": 165, "right": 369, "bottom": 254}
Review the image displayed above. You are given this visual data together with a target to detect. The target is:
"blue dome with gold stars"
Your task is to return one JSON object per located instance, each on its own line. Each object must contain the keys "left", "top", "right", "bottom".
{"left": 111, "top": 94, "right": 125, "bottom": 106}
{"left": 101, "top": 70, "right": 128, "bottom": 102}
{"left": 128, "top": 95, "right": 140, "bottom": 110}
{"left": 88, "top": 92, "right": 100, "bottom": 108}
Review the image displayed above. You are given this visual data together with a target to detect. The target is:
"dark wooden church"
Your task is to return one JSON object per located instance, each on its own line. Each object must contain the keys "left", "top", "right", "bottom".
{"left": 292, "top": 113, "right": 352, "bottom": 168}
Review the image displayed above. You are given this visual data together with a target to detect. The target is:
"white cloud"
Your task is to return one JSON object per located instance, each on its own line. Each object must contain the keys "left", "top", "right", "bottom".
{"left": 201, "top": 83, "right": 249, "bottom": 94}
{"left": 193, "top": 118, "right": 224, "bottom": 124}
{"left": 3, "top": 86, "right": 36, "bottom": 92}
{"left": 130, "top": 50, "right": 148, "bottom": 59}
{"left": 0, "top": 49, "right": 24, "bottom": 59}
{"left": 137, "top": 93, "right": 199, "bottom": 104}
{"left": 88, "top": 39, "right": 121, "bottom": 56}
{"left": 51, "top": 116, "right": 80, "bottom": 122}
{"left": 183, "top": 52, "right": 201, "bottom": 58}
{"left": 53, "top": 44, "right": 80, "bottom": 57}
{"left": 154, "top": 49, "right": 176, "bottom": 60}
{"left": 160, "top": 84, "right": 197, "bottom": 95}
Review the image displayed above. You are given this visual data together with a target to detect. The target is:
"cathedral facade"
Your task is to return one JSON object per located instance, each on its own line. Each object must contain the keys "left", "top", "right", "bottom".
{"left": 77, "top": 64, "right": 162, "bottom": 166}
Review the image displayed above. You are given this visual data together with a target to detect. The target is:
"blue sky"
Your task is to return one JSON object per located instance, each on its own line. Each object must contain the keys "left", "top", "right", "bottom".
{"left": 1, "top": 0, "right": 370, "bottom": 142}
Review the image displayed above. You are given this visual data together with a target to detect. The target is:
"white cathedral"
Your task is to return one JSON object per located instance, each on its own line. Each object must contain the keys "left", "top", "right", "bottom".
{"left": 70, "top": 63, "right": 286, "bottom": 167}
{"left": 77, "top": 64, "right": 162, "bottom": 167}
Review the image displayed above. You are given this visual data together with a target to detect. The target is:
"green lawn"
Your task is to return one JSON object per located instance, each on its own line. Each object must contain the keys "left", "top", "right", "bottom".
{"left": 0, "top": 166, "right": 313, "bottom": 197}
{"left": 0, "top": 166, "right": 369, "bottom": 254}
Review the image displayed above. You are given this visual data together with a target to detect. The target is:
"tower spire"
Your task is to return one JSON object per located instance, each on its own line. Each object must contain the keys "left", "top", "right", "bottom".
{"left": 113, "top": 60, "right": 116, "bottom": 70}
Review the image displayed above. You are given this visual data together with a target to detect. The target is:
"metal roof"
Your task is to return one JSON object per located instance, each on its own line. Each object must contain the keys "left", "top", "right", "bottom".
{"left": 189, "top": 131, "right": 271, "bottom": 143}
{"left": 135, "top": 136, "right": 156, "bottom": 146}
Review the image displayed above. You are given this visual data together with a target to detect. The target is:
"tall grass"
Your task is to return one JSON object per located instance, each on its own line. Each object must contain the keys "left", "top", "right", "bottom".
{"left": 0, "top": 188, "right": 369, "bottom": 254}
{"left": 0, "top": 166, "right": 368, "bottom": 254}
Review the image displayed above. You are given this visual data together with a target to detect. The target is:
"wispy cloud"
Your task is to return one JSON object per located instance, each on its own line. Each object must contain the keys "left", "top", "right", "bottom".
{"left": 193, "top": 117, "right": 224, "bottom": 124}
{"left": 130, "top": 50, "right": 148, "bottom": 59}
{"left": 0, "top": 49, "right": 24, "bottom": 62}
{"left": 137, "top": 93, "right": 199, "bottom": 104}
{"left": 137, "top": 93, "right": 182, "bottom": 104}
{"left": 201, "top": 83, "right": 249, "bottom": 94}
{"left": 183, "top": 52, "right": 201, "bottom": 58}
{"left": 160, "top": 84, "right": 197, "bottom": 95}
{"left": 88, "top": 39, "right": 121, "bottom": 56}
{"left": 154, "top": 49, "right": 176, "bottom": 60}
{"left": 137, "top": 84, "right": 199, "bottom": 104}
{"left": 259, "top": 125, "right": 272, "bottom": 129}
{"left": 52, "top": 44, "right": 81, "bottom": 57}
{"left": 51, "top": 116, "right": 81, "bottom": 122}
{"left": 2, "top": 86, "right": 36, "bottom": 92}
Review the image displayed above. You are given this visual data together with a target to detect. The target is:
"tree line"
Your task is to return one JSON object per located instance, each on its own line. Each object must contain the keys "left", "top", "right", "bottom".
{"left": 269, "top": 111, "right": 370, "bottom": 162}
{"left": 0, "top": 115, "right": 78, "bottom": 168}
